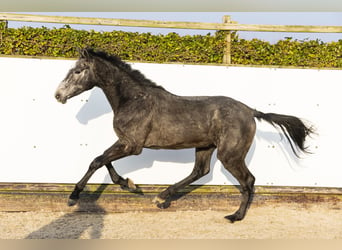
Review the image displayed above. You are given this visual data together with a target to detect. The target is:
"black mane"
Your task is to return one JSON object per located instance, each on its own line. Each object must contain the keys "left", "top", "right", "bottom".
{"left": 85, "top": 48, "right": 164, "bottom": 90}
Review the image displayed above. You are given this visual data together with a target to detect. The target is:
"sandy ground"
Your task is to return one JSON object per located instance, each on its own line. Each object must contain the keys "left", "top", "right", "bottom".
{"left": 0, "top": 204, "right": 341, "bottom": 239}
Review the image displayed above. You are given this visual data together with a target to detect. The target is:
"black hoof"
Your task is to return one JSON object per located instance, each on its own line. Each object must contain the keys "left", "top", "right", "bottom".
{"left": 157, "top": 201, "right": 171, "bottom": 209}
{"left": 224, "top": 213, "right": 243, "bottom": 223}
{"left": 67, "top": 198, "right": 78, "bottom": 207}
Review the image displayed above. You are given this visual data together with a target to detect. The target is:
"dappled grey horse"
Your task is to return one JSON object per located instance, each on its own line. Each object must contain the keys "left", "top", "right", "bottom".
{"left": 55, "top": 48, "right": 313, "bottom": 222}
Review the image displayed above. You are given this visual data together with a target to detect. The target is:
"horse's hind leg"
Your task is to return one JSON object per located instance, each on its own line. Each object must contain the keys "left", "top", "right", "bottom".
{"left": 216, "top": 114, "right": 256, "bottom": 222}
{"left": 220, "top": 157, "right": 255, "bottom": 222}
{"left": 216, "top": 136, "right": 255, "bottom": 222}
{"left": 153, "top": 146, "right": 215, "bottom": 208}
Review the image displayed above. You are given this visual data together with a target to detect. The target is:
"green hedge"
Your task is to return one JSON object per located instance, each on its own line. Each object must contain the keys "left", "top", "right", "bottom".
{"left": 232, "top": 36, "right": 342, "bottom": 68}
{"left": 0, "top": 24, "right": 226, "bottom": 63}
{"left": 0, "top": 23, "right": 341, "bottom": 68}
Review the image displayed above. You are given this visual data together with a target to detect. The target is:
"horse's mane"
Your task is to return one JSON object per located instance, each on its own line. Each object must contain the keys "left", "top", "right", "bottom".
{"left": 84, "top": 48, "right": 164, "bottom": 90}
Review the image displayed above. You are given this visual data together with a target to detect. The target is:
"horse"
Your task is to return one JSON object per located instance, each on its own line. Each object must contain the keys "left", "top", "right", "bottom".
{"left": 55, "top": 48, "right": 313, "bottom": 222}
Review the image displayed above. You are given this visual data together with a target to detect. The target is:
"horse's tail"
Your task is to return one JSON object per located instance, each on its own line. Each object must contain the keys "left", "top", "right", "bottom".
{"left": 253, "top": 110, "right": 314, "bottom": 157}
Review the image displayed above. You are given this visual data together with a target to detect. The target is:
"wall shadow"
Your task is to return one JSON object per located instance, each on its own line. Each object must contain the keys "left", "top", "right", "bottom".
{"left": 76, "top": 87, "right": 112, "bottom": 125}
{"left": 25, "top": 182, "right": 108, "bottom": 239}
{"left": 254, "top": 128, "right": 301, "bottom": 167}
{"left": 103, "top": 148, "right": 222, "bottom": 186}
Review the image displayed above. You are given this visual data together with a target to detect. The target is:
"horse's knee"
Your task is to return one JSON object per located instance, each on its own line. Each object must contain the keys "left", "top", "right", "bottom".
{"left": 89, "top": 156, "right": 104, "bottom": 171}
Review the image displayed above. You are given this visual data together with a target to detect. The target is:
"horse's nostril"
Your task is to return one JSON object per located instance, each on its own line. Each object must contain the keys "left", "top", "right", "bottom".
{"left": 55, "top": 94, "right": 60, "bottom": 100}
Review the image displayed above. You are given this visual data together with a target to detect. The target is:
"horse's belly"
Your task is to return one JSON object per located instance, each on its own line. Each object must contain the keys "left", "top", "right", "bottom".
{"left": 144, "top": 125, "right": 214, "bottom": 149}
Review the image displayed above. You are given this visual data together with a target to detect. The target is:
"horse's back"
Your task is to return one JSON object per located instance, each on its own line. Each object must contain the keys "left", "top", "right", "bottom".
{"left": 144, "top": 94, "right": 255, "bottom": 149}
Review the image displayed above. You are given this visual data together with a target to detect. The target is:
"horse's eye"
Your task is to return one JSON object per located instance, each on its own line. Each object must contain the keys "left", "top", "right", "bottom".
{"left": 75, "top": 70, "right": 81, "bottom": 74}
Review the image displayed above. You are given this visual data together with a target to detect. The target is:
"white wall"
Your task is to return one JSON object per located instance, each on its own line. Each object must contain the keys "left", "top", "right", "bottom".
{"left": 0, "top": 57, "right": 341, "bottom": 187}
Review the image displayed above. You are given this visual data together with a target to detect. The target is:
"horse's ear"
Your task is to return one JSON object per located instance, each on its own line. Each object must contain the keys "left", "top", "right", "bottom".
{"left": 78, "top": 48, "right": 90, "bottom": 60}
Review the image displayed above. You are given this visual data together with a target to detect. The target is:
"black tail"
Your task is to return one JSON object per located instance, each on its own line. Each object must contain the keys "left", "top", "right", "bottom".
{"left": 254, "top": 110, "right": 314, "bottom": 157}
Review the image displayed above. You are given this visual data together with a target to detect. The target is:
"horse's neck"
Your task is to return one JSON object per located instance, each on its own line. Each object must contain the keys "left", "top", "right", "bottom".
{"left": 100, "top": 78, "right": 143, "bottom": 114}
{"left": 101, "top": 85, "right": 120, "bottom": 114}
{"left": 96, "top": 61, "right": 164, "bottom": 113}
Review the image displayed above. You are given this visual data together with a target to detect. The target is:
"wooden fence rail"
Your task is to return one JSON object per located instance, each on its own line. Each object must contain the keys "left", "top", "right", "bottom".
{"left": 1, "top": 13, "right": 342, "bottom": 64}
{"left": 1, "top": 13, "right": 342, "bottom": 33}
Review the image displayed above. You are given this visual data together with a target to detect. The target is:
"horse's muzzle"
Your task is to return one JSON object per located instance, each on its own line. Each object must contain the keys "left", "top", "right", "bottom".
{"left": 55, "top": 93, "right": 67, "bottom": 104}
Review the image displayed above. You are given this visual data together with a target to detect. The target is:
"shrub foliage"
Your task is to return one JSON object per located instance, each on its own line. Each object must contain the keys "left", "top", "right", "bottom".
{"left": 0, "top": 22, "right": 341, "bottom": 68}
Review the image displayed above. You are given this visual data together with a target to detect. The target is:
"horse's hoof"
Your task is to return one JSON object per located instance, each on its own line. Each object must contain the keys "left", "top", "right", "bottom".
{"left": 224, "top": 213, "right": 243, "bottom": 223}
{"left": 152, "top": 196, "right": 170, "bottom": 209}
{"left": 126, "top": 178, "right": 137, "bottom": 190}
{"left": 120, "top": 178, "right": 139, "bottom": 192}
{"left": 67, "top": 198, "right": 78, "bottom": 207}
{"left": 152, "top": 196, "right": 165, "bottom": 204}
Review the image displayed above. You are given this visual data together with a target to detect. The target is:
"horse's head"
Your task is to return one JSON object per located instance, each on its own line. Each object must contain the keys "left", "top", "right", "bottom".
{"left": 55, "top": 49, "right": 96, "bottom": 104}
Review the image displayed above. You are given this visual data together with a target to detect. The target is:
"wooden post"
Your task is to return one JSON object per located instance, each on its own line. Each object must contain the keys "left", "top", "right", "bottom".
{"left": 222, "top": 15, "right": 232, "bottom": 65}
{"left": 0, "top": 20, "right": 7, "bottom": 46}
{"left": 0, "top": 20, "right": 8, "bottom": 29}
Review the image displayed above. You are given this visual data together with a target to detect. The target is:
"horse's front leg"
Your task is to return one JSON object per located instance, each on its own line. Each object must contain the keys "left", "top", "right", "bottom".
{"left": 68, "top": 140, "right": 140, "bottom": 206}
{"left": 105, "top": 163, "right": 137, "bottom": 191}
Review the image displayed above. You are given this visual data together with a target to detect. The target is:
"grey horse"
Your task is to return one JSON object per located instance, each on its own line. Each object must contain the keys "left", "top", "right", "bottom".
{"left": 55, "top": 48, "right": 313, "bottom": 222}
